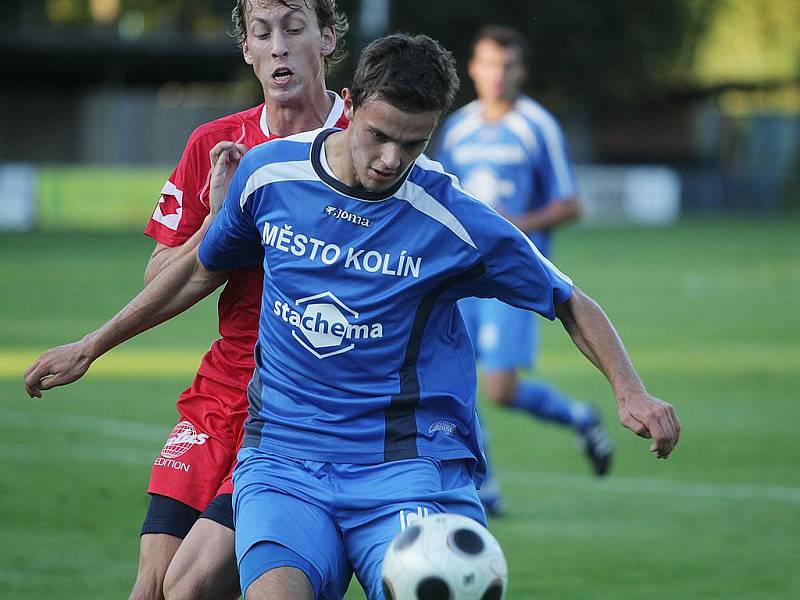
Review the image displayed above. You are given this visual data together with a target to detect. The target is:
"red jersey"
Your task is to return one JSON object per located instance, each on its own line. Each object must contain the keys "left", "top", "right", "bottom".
{"left": 145, "top": 94, "right": 349, "bottom": 389}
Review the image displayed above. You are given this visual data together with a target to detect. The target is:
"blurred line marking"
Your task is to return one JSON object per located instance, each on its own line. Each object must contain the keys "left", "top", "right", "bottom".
{"left": 501, "top": 470, "right": 800, "bottom": 504}
{"left": 0, "top": 443, "right": 152, "bottom": 466}
{"left": 3, "top": 344, "right": 799, "bottom": 378}
{"left": 3, "top": 409, "right": 799, "bottom": 505}
{"left": 0, "top": 408, "right": 165, "bottom": 443}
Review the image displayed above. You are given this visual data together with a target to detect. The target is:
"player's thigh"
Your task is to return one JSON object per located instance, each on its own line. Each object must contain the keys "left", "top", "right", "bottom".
{"left": 149, "top": 376, "right": 245, "bottom": 512}
{"left": 162, "top": 517, "right": 239, "bottom": 600}
{"left": 246, "top": 565, "right": 314, "bottom": 600}
{"left": 476, "top": 299, "right": 536, "bottom": 371}
{"left": 340, "top": 458, "right": 484, "bottom": 600}
{"left": 233, "top": 451, "right": 351, "bottom": 599}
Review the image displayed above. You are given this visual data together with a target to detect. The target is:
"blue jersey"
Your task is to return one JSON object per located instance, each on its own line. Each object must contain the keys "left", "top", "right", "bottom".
{"left": 436, "top": 96, "right": 577, "bottom": 257}
{"left": 198, "top": 128, "right": 573, "bottom": 482}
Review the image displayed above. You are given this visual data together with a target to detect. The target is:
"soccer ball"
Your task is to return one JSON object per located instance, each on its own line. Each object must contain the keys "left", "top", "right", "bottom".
{"left": 381, "top": 513, "right": 508, "bottom": 600}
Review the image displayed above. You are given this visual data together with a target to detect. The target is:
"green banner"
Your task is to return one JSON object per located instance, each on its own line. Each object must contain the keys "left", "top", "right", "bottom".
{"left": 37, "top": 165, "right": 170, "bottom": 231}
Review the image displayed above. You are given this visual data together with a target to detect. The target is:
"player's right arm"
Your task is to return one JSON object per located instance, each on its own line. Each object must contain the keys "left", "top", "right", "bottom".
{"left": 24, "top": 250, "right": 227, "bottom": 398}
{"left": 23, "top": 143, "right": 248, "bottom": 398}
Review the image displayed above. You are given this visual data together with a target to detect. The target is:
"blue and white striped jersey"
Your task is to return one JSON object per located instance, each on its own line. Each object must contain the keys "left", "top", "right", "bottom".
{"left": 198, "top": 128, "right": 573, "bottom": 483}
{"left": 436, "top": 96, "right": 577, "bottom": 257}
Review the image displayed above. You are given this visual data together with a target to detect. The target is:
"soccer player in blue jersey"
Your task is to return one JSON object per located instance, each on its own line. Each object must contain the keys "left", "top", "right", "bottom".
{"left": 436, "top": 25, "right": 614, "bottom": 515}
{"left": 25, "top": 33, "right": 680, "bottom": 600}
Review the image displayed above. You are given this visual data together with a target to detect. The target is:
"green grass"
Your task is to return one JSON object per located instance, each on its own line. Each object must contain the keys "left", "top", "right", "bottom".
{"left": 0, "top": 219, "right": 798, "bottom": 599}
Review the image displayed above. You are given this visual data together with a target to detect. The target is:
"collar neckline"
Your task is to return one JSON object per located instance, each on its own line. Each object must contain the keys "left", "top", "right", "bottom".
{"left": 310, "top": 129, "right": 413, "bottom": 202}
{"left": 260, "top": 91, "right": 345, "bottom": 137}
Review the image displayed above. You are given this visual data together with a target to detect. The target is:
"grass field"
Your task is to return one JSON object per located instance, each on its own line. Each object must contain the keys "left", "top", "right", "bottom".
{"left": 1, "top": 219, "right": 798, "bottom": 599}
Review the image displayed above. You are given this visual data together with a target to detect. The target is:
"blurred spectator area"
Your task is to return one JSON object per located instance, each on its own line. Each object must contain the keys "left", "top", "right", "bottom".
{"left": 0, "top": 0, "right": 798, "bottom": 218}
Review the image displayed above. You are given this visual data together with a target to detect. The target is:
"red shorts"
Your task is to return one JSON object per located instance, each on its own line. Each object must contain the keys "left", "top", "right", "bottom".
{"left": 147, "top": 374, "right": 247, "bottom": 512}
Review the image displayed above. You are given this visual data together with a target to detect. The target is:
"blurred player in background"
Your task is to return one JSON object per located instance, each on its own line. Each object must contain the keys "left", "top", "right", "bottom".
{"left": 437, "top": 25, "right": 614, "bottom": 515}
{"left": 27, "top": 33, "right": 680, "bottom": 599}
{"left": 26, "top": 1, "right": 349, "bottom": 599}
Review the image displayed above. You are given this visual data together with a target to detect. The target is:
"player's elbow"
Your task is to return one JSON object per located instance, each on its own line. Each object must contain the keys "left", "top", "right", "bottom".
{"left": 564, "top": 198, "right": 582, "bottom": 224}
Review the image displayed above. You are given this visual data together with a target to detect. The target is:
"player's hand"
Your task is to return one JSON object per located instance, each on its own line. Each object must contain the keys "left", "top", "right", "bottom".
{"left": 209, "top": 141, "right": 249, "bottom": 215}
{"left": 23, "top": 340, "right": 94, "bottom": 398}
{"left": 617, "top": 392, "right": 681, "bottom": 459}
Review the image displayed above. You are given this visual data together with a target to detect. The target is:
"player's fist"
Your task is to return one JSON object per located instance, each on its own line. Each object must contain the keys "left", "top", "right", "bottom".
{"left": 617, "top": 392, "right": 681, "bottom": 459}
{"left": 209, "top": 141, "right": 249, "bottom": 215}
{"left": 23, "top": 340, "right": 94, "bottom": 398}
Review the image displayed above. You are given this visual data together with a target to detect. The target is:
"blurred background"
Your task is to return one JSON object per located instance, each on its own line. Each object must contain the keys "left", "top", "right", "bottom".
{"left": 1, "top": 0, "right": 798, "bottom": 228}
{"left": 1, "top": 1, "right": 798, "bottom": 599}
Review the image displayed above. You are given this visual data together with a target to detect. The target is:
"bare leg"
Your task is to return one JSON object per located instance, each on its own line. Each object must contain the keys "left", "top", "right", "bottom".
{"left": 129, "top": 534, "right": 183, "bottom": 600}
{"left": 245, "top": 567, "right": 314, "bottom": 600}
{"left": 163, "top": 518, "right": 240, "bottom": 600}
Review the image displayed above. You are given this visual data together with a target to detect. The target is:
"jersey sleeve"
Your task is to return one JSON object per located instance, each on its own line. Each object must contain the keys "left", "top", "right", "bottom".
{"left": 198, "top": 164, "right": 262, "bottom": 272}
{"left": 144, "top": 129, "right": 212, "bottom": 247}
{"left": 462, "top": 201, "right": 573, "bottom": 319}
{"left": 534, "top": 119, "right": 578, "bottom": 203}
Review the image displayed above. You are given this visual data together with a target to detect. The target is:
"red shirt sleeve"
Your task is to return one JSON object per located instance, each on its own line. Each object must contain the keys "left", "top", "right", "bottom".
{"left": 144, "top": 127, "right": 213, "bottom": 247}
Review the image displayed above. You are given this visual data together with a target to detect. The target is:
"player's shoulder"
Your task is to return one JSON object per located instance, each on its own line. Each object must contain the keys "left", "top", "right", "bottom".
{"left": 409, "top": 155, "right": 498, "bottom": 218}
{"left": 185, "top": 104, "right": 264, "bottom": 149}
{"left": 438, "top": 101, "right": 483, "bottom": 150}
{"left": 512, "top": 96, "right": 564, "bottom": 133}
{"left": 239, "top": 127, "right": 320, "bottom": 169}
{"left": 441, "top": 100, "right": 481, "bottom": 129}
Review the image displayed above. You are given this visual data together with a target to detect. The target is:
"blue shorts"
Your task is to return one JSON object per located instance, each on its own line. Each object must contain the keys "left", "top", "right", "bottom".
{"left": 233, "top": 448, "right": 485, "bottom": 599}
{"left": 459, "top": 297, "right": 538, "bottom": 371}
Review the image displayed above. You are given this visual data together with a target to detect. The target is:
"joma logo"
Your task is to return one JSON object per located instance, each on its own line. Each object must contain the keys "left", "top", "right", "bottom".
{"left": 324, "top": 205, "right": 371, "bottom": 228}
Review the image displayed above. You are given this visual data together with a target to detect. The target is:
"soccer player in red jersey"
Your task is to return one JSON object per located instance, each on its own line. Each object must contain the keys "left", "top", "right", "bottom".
{"left": 25, "top": 2, "right": 349, "bottom": 599}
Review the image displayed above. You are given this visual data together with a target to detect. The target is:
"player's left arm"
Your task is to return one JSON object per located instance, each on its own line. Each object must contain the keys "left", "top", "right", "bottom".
{"left": 555, "top": 287, "right": 681, "bottom": 459}
{"left": 506, "top": 115, "right": 581, "bottom": 233}
{"left": 506, "top": 196, "right": 580, "bottom": 233}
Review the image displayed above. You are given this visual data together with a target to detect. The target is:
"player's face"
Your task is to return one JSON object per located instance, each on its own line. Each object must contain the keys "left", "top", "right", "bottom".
{"left": 468, "top": 39, "right": 525, "bottom": 103}
{"left": 344, "top": 92, "right": 438, "bottom": 193}
{"left": 242, "top": 1, "right": 336, "bottom": 105}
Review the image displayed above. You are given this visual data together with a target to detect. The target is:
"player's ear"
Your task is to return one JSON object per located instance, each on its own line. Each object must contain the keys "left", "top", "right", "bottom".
{"left": 242, "top": 39, "right": 254, "bottom": 65}
{"left": 342, "top": 88, "right": 354, "bottom": 120}
{"left": 321, "top": 25, "right": 336, "bottom": 57}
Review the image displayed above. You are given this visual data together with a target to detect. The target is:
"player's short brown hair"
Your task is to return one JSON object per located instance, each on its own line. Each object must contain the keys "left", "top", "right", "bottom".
{"left": 350, "top": 34, "right": 460, "bottom": 117}
{"left": 230, "top": 0, "right": 348, "bottom": 71}
{"left": 471, "top": 25, "right": 530, "bottom": 62}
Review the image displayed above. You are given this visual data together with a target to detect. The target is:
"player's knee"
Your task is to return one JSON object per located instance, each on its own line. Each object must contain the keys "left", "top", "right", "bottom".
{"left": 163, "top": 571, "right": 204, "bottom": 600}
{"left": 487, "top": 389, "right": 515, "bottom": 406}
{"left": 128, "top": 577, "right": 164, "bottom": 600}
{"left": 484, "top": 383, "right": 516, "bottom": 406}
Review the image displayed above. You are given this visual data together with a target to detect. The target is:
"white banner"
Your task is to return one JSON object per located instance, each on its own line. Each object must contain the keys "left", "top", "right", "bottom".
{"left": 0, "top": 164, "right": 37, "bottom": 231}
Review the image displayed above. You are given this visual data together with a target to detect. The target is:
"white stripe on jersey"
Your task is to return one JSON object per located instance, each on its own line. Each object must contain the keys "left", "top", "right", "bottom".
{"left": 518, "top": 229, "right": 573, "bottom": 286}
{"left": 440, "top": 102, "right": 483, "bottom": 152}
{"left": 515, "top": 97, "right": 575, "bottom": 195}
{"left": 503, "top": 112, "right": 539, "bottom": 154}
{"left": 239, "top": 159, "right": 317, "bottom": 209}
{"left": 396, "top": 180, "right": 477, "bottom": 250}
{"left": 416, "top": 154, "right": 572, "bottom": 286}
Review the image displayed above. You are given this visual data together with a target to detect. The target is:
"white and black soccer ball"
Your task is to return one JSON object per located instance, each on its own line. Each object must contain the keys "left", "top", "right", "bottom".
{"left": 381, "top": 513, "right": 508, "bottom": 600}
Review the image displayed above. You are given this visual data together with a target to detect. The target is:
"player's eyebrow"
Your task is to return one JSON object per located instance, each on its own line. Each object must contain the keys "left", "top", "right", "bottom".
{"left": 249, "top": 9, "right": 306, "bottom": 27}
{"left": 369, "top": 125, "right": 429, "bottom": 147}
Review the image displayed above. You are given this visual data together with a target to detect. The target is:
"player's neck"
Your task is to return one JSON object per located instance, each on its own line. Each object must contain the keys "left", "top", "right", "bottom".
{"left": 480, "top": 98, "right": 515, "bottom": 122}
{"left": 262, "top": 86, "right": 334, "bottom": 138}
{"left": 322, "top": 130, "right": 357, "bottom": 187}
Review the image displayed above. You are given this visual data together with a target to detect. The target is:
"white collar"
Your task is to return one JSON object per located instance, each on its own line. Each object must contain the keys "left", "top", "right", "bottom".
{"left": 259, "top": 91, "right": 344, "bottom": 137}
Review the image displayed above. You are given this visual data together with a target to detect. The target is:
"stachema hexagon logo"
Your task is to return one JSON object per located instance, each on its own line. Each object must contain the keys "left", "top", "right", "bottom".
{"left": 160, "top": 421, "right": 209, "bottom": 459}
{"left": 274, "top": 291, "right": 384, "bottom": 359}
